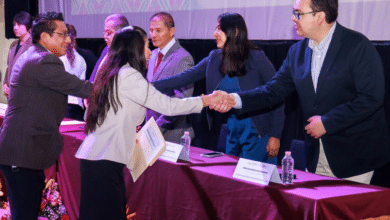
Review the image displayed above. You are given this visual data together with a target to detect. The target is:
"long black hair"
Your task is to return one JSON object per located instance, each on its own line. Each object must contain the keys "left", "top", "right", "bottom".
{"left": 85, "top": 26, "right": 148, "bottom": 133}
{"left": 218, "top": 13, "right": 258, "bottom": 77}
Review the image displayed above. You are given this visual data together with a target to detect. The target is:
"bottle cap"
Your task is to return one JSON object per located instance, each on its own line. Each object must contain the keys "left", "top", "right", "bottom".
{"left": 285, "top": 151, "right": 291, "bottom": 155}
{"left": 184, "top": 131, "right": 189, "bottom": 135}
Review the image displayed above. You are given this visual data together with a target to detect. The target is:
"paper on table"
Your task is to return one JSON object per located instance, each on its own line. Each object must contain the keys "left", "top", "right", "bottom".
{"left": 233, "top": 158, "right": 282, "bottom": 185}
{"left": 60, "top": 120, "right": 85, "bottom": 126}
{"left": 159, "top": 141, "right": 183, "bottom": 163}
{"left": 130, "top": 117, "right": 166, "bottom": 181}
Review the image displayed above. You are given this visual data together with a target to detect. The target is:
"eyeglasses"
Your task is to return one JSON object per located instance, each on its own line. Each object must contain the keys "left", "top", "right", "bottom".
{"left": 292, "top": 10, "right": 318, "bottom": 20}
{"left": 53, "top": 32, "right": 69, "bottom": 38}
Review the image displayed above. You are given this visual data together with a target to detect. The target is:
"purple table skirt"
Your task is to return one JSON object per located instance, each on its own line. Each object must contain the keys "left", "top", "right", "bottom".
{"left": 1, "top": 119, "right": 390, "bottom": 219}
{"left": 55, "top": 128, "right": 390, "bottom": 220}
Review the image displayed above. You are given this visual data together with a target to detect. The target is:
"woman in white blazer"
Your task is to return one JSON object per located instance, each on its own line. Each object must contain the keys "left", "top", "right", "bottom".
{"left": 75, "top": 26, "right": 221, "bottom": 219}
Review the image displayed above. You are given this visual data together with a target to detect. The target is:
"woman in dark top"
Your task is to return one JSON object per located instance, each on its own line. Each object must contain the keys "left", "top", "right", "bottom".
{"left": 154, "top": 13, "right": 285, "bottom": 164}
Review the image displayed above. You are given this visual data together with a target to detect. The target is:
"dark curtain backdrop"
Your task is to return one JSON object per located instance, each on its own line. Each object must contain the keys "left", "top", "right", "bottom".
{"left": 77, "top": 39, "right": 390, "bottom": 165}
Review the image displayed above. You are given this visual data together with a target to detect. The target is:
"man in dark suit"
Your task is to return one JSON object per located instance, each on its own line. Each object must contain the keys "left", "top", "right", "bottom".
{"left": 0, "top": 12, "right": 93, "bottom": 219}
{"left": 89, "top": 14, "right": 129, "bottom": 82}
{"left": 214, "top": 0, "right": 390, "bottom": 184}
{"left": 146, "top": 12, "right": 195, "bottom": 144}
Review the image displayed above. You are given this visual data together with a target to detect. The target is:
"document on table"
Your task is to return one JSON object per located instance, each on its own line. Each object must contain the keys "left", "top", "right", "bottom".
{"left": 130, "top": 117, "right": 166, "bottom": 181}
{"left": 159, "top": 141, "right": 183, "bottom": 163}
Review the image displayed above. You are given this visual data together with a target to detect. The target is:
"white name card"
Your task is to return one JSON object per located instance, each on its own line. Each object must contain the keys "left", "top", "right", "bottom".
{"left": 233, "top": 158, "right": 282, "bottom": 185}
{"left": 159, "top": 142, "right": 183, "bottom": 163}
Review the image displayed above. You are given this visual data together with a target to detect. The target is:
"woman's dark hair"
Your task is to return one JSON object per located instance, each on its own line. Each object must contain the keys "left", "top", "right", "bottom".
{"left": 13, "top": 11, "right": 33, "bottom": 31}
{"left": 218, "top": 13, "right": 258, "bottom": 77}
{"left": 85, "top": 26, "right": 148, "bottom": 133}
{"left": 65, "top": 24, "right": 77, "bottom": 68}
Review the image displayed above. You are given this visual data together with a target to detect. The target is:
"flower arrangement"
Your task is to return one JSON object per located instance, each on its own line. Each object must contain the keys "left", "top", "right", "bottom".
{"left": 38, "top": 179, "right": 69, "bottom": 220}
{"left": 0, "top": 180, "right": 10, "bottom": 220}
{"left": 0, "top": 178, "right": 137, "bottom": 220}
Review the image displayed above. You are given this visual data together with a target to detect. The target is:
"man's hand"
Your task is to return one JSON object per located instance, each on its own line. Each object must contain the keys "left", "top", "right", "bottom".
{"left": 208, "top": 91, "right": 236, "bottom": 113}
{"left": 266, "top": 137, "right": 280, "bottom": 158}
{"left": 305, "top": 116, "right": 326, "bottom": 139}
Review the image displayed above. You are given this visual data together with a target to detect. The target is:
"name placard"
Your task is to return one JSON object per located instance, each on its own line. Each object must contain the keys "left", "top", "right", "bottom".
{"left": 159, "top": 142, "right": 183, "bottom": 163}
{"left": 233, "top": 158, "right": 282, "bottom": 185}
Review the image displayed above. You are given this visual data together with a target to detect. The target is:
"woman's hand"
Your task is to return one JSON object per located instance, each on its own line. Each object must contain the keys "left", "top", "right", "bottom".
{"left": 266, "top": 137, "right": 280, "bottom": 158}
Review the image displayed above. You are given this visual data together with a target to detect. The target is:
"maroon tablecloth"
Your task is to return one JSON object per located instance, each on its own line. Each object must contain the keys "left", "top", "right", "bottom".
{"left": 1, "top": 117, "right": 390, "bottom": 219}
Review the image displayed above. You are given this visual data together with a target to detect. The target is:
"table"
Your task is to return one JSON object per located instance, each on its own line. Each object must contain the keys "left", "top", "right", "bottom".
{"left": 1, "top": 115, "right": 390, "bottom": 219}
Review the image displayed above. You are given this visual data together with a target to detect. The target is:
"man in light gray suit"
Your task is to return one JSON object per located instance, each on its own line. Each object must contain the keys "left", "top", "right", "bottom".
{"left": 0, "top": 12, "right": 92, "bottom": 219}
{"left": 146, "top": 12, "right": 195, "bottom": 143}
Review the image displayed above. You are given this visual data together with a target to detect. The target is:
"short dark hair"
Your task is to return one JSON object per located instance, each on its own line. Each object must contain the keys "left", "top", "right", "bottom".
{"left": 311, "top": 0, "right": 338, "bottom": 23}
{"left": 13, "top": 11, "right": 33, "bottom": 31}
{"left": 150, "top": 12, "right": 175, "bottom": 29}
{"left": 31, "top": 12, "right": 64, "bottom": 44}
{"left": 105, "top": 14, "right": 129, "bottom": 31}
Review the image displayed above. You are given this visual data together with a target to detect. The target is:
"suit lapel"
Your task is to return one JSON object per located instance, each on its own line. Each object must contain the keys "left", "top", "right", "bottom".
{"left": 12, "top": 38, "right": 32, "bottom": 63}
{"left": 153, "top": 41, "right": 181, "bottom": 81}
{"left": 302, "top": 43, "right": 316, "bottom": 95}
{"left": 315, "top": 23, "right": 342, "bottom": 97}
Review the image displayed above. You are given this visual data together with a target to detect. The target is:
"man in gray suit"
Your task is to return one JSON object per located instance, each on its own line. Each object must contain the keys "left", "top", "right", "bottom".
{"left": 0, "top": 12, "right": 92, "bottom": 219}
{"left": 89, "top": 14, "right": 129, "bottom": 82}
{"left": 146, "top": 12, "right": 195, "bottom": 143}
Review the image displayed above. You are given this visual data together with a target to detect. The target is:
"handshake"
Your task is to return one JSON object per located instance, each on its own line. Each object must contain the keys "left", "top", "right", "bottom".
{"left": 201, "top": 91, "right": 236, "bottom": 113}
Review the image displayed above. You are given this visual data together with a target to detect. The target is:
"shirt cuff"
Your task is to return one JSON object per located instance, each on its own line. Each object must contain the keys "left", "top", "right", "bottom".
{"left": 231, "top": 93, "right": 242, "bottom": 109}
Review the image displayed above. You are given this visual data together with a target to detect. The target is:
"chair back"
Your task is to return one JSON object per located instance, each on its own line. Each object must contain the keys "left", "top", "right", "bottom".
{"left": 290, "top": 139, "right": 306, "bottom": 171}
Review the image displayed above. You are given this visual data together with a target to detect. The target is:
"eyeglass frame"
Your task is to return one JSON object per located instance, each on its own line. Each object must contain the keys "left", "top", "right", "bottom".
{"left": 292, "top": 10, "right": 319, "bottom": 20}
{"left": 53, "top": 32, "right": 70, "bottom": 38}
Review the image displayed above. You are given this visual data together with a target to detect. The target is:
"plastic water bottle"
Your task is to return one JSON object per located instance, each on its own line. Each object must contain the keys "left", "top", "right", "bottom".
{"left": 181, "top": 131, "right": 191, "bottom": 157}
{"left": 282, "top": 151, "right": 294, "bottom": 184}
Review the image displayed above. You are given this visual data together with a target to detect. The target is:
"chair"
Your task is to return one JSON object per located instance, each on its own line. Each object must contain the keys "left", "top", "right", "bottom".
{"left": 290, "top": 139, "right": 306, "bottom": 171}
{"left": 216, "top": 124, "right": 228, "bottom": 153}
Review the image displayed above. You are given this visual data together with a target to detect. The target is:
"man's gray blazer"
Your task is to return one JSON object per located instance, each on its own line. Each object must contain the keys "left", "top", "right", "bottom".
{"left": 146, "top": 41, "right": 194, "bottom": 143}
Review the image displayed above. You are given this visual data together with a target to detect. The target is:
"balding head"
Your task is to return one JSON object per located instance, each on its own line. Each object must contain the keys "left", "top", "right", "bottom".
{"left": 104, "top": 14, "right": 129, "bottom": 47}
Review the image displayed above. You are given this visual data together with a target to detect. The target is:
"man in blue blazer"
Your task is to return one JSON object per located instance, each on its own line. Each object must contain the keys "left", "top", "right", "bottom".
{"left": 215, "top": 0, "right": 390, "bottom": 183}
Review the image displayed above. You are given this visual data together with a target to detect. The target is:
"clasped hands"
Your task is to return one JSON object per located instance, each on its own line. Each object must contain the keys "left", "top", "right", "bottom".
{"left": 201, "top": 91, "right": 235, "bottom": 112}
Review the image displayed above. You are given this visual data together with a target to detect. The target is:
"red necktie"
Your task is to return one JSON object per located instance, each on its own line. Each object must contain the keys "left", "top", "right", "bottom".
{"left": 154, "top": 52, "right": 164, "bottom": 74}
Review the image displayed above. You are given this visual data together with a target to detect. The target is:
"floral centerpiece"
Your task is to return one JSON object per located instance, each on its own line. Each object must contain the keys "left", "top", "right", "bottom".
{"left": 38, "top": 179, "right": 69, "bottom": 220}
